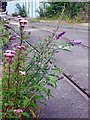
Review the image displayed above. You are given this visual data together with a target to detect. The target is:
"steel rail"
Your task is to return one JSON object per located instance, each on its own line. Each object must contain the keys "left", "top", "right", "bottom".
{"left": 62, "top": 73, "right": 90, "bottom": 98}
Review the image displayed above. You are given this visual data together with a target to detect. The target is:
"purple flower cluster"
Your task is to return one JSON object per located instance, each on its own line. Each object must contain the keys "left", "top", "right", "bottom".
{"left": 9, "top": 35, "right": 17, "bottom": 41}
{"left": 67, "top": 40, "right": 82, "bottom": 46}
{"left": 54, "top": 32, "right": 81, "bottom": 47}
{"left": 55, "top": 31, "right": 65, "bottom": 40}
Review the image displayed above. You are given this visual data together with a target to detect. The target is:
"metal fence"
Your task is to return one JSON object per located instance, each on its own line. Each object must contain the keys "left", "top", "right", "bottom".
{"left": 6, "top": 0, "right": 41, "bottom": 18}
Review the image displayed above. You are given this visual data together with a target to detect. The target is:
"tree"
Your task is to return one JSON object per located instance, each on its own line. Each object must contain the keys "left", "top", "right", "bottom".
{"left": 36, "top": 2, "right": 88, "bottom": 21}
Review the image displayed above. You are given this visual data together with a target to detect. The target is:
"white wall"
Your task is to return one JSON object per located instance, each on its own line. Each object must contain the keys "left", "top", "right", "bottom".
{"left": 6, "top": 0, "right": 40, "bottom": 18}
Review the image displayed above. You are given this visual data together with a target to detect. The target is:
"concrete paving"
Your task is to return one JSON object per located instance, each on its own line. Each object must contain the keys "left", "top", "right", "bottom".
{"left": 4, "top": 18, "right": 89, "bottom": 118}
{"left": 38, "top": 79, "right": 88, "bottom": 118}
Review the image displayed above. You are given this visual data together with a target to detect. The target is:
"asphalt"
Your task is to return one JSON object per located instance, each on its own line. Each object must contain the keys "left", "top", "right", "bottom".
{"left": 2, "top": 17, "right": 89, "bottom": 118}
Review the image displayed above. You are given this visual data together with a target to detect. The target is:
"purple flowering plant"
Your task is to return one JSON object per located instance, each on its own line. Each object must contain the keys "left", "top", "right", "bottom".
{"left": 0, "top": 16, "right": 81, "bottom": 119}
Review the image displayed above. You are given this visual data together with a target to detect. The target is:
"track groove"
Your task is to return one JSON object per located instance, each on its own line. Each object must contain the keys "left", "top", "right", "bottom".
{"left": 63, "top": 73, "right": 90, "bottom": 98}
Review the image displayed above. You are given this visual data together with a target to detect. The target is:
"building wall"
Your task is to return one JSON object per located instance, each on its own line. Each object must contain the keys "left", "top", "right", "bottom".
{"left": 6, "top": 0, "right": 41, "bottom": 18}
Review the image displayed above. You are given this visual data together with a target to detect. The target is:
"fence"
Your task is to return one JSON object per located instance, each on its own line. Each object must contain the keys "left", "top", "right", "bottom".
{"left": 6, "top": 0, "right": 41, "bottom": 18}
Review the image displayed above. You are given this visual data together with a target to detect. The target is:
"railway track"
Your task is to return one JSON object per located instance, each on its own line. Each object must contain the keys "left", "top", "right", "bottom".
{"left": 63, "top": 73, "right": 90, "bottom": 99}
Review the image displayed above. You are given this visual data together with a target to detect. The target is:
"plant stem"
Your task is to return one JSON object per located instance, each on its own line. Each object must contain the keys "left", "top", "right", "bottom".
{"left": 20, "top": 27, "right": 23, "bottom": 45}
{"left": 8, "top": 62, "right": 10, "bottom": 90}
{"left": 15, "top": 54, "right": 20, "bottom": 101}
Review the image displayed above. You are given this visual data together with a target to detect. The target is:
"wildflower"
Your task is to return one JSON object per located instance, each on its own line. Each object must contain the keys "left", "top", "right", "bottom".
{"left": 18, "top": 15, "right": 23, "bottom": 20}
{"left": 3, "top": 53, "right": 15, "bottom": 58}
{"left": 18, "top": 45, "right": 26, "bottom": 50}
{"left": 60, "top": 76, "right": 64, "bottom": 79}
{"left": 23, "top": 51, "right": 27, "bottom": 56}
{"left": 20, "top": 24, "right": 25, "bottom": 30}
{"left": 67, "top": 40, "right": 81, "bottom": 46}
{"left": 5, "top": 50, "right": 16, "bottom": 55}
{"left": 3, "top": 50, "right": 16, "bottom": 62}
{"left": 21, "top": 46, "right": 26, "bottom": 49}
{"left": 17, "top": 46, "right": 21, "bottom": 49}
{"left": 55, "top": 31, "right": 65, "bottom": 40}
{"left": 11, "top": 51, "right": 16, "bottom": 55}
{"left": 11, "top": 43, "right": 17, "bottom": 47}
{"left": 73, "top": 41, "right": 82, "bottom": 45}
{"left": 9, "top": 35, "right": 17, "bottom": 41}
{"left": 13, "top": 109, "right": 23, "bottom": 114}
{"left": 19, "top": 19, "right": 28, "bottom": 25}
{"left": 6, "top": 50, "right": 12, "bottom": 53}
{"left": 18, "top": 16, "right": 23, "bottom": 21}
{"left": 19, "top": 71, "right": 26, "bottom": 75}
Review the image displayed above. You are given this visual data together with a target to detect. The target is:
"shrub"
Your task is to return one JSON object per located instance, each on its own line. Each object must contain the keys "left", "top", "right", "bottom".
{"left": 1, "top": 16, "right": 81, "bottom": 119}
{"left": 36, "top": 2, "right": 88, "bottom": 22}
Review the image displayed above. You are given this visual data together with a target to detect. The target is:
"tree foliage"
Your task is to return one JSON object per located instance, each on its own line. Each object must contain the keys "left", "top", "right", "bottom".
{"left": 36, "top": 2, "right": 88, "bottom": 21}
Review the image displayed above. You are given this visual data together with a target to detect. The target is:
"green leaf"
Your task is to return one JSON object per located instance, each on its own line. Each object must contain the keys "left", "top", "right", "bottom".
{"left": 29, "top": 109, "right": 36, "bottom": 118}
{"left": 46, "top": 75, "right": 57, "bottom": 88}
{"left": 33, "top": 95, "right": 41, "bottom": 101}
{"left": 48, "top": 82, "right": 56, "bottom": 88}
{"left": 30, "top": 85, "right": 42, "bottom": 91}
{"left": 42, "top": 87, "right": 48, "bottom": 95}
{"left": 61, "top": 48, "right": 71, "bottom": 52}
{"left": 52, "top": 67, "right": 61, "bottom": 73}
{"left": 23, "top": 99, "right": 28, "bottom": 107}
{"left": 22, "top": 112, "right": 29, "bottom": 117}
{"left": 30, "top": 102, "right": 38, "bottom": 109}
{"left": 34, "top": 74, "right": 41, "bottom": 81}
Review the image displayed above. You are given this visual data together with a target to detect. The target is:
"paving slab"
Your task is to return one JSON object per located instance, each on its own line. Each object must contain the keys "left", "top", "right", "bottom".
{"left": 38, "top": 78, "right": 88, "bottom": 118}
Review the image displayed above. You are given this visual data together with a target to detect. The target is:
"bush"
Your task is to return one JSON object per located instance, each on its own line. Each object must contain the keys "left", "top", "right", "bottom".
{"left": 36, "top": 2, "right": 88, "bottom": 22}
{"left": 1, "top": 16, "right": 82, "bottom": 119}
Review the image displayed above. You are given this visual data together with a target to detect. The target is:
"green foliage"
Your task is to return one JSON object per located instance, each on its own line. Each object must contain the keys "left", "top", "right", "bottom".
{"left": 36, "top": 6, "right": 45, "bottom": 18}
{"left": 1, "top": 16, "right": 80, "bottom": 119}
{"left": 16, "top": 3, "right": 27, "bottom": 17}
{"left": 36, "top": 2, "right": 88, "bottom": 22}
